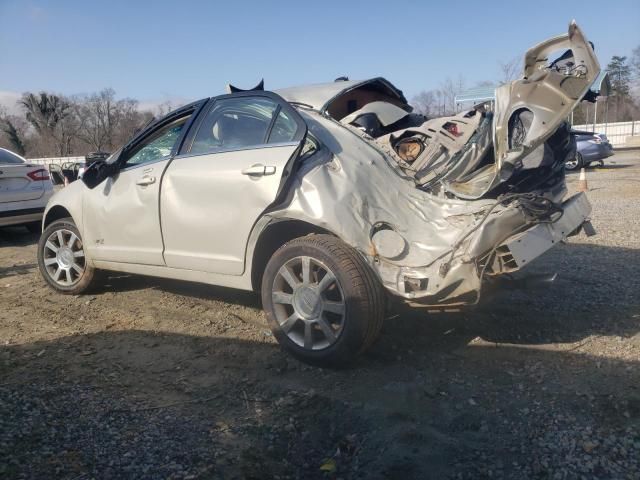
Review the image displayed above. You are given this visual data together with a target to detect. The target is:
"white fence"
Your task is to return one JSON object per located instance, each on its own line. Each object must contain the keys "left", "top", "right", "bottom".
{"left": 26, "top": 156, "right": 86, "bottom": 166}
{"left": 572, "top": 120, "right": 640, "bottom": 147}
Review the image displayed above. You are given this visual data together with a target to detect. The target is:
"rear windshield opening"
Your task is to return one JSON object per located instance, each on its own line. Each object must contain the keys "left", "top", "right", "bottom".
{"left": 326, "top": 82, "right": 409, "bottom": 121}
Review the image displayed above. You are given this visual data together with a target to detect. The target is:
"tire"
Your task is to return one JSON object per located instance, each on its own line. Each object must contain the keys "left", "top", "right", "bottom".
{"left": 261, "top": 234, "right": 385, "bottom": 367}
{"left": 25, "top": 221, "right": 41, "bottom": 234}
{"left": 565, "top": 152, "right": 582, "bottom": 171}
{"left": 37, "top": 217, "right": 99, "bottom": 295}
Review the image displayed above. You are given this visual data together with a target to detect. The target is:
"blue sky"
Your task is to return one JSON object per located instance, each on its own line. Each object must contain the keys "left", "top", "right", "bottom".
{"left": 1, "top": 0, "right": 639, "bottom": 107}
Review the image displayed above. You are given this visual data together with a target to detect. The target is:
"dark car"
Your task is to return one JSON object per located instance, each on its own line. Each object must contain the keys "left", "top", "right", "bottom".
{"left": 566, "top": 130, "right": 614, "bottom": 170}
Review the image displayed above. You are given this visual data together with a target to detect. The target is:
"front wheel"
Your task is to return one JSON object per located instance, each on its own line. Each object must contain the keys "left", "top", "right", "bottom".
{"left": 565, "top": 152, "right": 583, "bottom": 171}
{"left": 37, "top": 217, "right": 100, "bottom": 294}
{"left": 261, "top": 234, "right": 385, "bottom": 367}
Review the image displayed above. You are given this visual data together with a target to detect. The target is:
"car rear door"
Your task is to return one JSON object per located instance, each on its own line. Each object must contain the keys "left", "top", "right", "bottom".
{"left": 0, "top": 149, "right": 46, "bottom": 205}
{"left": 160, "top": 91, "right": 307, "bottom": 275}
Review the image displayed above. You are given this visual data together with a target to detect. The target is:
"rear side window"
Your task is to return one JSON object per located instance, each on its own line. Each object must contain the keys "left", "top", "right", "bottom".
{"left": 268, "top": 109, "right": 298, "bottom": 144}
{"left": 0, "top": 149, "right": 25, "bottom": 164}
{"left": 190, "top": 97, "right": 279, "bottom": 155}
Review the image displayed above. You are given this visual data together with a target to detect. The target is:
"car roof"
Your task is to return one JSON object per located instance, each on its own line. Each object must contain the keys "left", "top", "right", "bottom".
{"left": 275, "top": 79, "right": 364, "bottom": 110}
{"left": 275, "top": 77, "right": 407, "bottom": 112}
{"left": 156, "top": 78, "right": 407, "bottom": 128}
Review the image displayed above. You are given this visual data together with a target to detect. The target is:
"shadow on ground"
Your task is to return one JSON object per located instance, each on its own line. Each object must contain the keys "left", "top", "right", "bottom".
{"left": 1, "top": 327, "right": 638, "bottom": 479}
{"left": 0, "top": 226, "right": 38, "bottom": 247}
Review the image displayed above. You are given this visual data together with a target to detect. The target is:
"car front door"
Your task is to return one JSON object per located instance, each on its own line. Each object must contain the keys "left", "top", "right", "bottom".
{"left": 160, "top": 92, "right": 307, "bottom": 275}
{"left": 82, "top": 105, "right": 200, "bottom": 265}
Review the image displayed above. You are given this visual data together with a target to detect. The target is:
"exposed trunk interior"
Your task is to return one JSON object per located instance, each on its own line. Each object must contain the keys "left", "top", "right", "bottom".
{"left": 332, "top": 23, "right": 599, "bottom": 201}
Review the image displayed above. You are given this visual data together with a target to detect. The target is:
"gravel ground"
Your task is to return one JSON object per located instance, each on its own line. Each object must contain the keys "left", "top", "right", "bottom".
{"left": 1, "top": 151, "right": 639, "bottom": 479}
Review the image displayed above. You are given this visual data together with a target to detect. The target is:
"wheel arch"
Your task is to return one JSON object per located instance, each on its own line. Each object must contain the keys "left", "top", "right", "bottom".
{"left": 250, "top": 218, "right": 334, "bottom": 291}
{"left": 507, "top": 107, "right": 534, "bottom": 149}
{"left": 43, "top": 205, "right": 74, "bottom": 229}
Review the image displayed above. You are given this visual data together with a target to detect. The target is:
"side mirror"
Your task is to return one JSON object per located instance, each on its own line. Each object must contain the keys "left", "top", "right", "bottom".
{"left": 81, "top": 159, "right": 120, "bottom": 189}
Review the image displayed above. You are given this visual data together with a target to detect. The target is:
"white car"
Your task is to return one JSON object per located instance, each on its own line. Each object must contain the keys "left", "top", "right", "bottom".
{"left": 0, "top": 148, "right": 54, "bottom": 232}
{"left": 38, "top": 22, "right": 598, "bottom": 365}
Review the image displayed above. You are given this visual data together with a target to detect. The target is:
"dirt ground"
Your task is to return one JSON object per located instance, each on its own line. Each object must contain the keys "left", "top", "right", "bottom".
{"left": 1, "top": 152, "right": 639, "bottom": 479}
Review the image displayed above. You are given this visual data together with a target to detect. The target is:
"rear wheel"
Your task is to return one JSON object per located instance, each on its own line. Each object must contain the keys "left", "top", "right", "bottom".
{"left": 565, "top": 152, "right": 583, "bottom": 171}
{"left": 261, "top": 234, "right": 385, "bottom": 367}
{"left": 37, "top": 217, "right": 99, "bottom": 294}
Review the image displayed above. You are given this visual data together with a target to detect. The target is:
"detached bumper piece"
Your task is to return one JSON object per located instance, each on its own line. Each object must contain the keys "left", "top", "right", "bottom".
{"left": 491, "top": 192, "right": 592, "bottom": 273}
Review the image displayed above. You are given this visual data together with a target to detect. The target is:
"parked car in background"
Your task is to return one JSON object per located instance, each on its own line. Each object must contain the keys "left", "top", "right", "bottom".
{"left": 0, "top": 148, "right": 54, "bottom": 232}
{"left": 566, "top": 130, "right": 614, "bottom": 170}
{"left": 48, "top": 153, "right": 110, "bottom": 186}
{"left": 79, "top": 152, "right": 111, "bottom": 179}
{"left": 49, "top": 161, "right": 85, "bottom": 186}
{"left": 38, "top": 22, "right": 600, "bottom": 365}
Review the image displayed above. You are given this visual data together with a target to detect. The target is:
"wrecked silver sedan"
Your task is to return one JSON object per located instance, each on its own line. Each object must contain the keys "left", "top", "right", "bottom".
{"left": 38, "top": 22, "right": 599, "bottom": 365}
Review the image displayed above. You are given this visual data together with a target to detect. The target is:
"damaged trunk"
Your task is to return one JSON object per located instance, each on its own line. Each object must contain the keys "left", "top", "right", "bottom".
{"left": 336, "top": 21, "right": 598, "bottom": 201}
{"left": 271, "top": 21, "right": 599, "bottom": 306}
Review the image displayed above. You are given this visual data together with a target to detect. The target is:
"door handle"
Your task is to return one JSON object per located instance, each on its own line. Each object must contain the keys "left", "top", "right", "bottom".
{"left": 136, "top": 175, "right": 156, "bottom": 186}
{"left": 241, "top": 165, "right": 276, "bottom": 176}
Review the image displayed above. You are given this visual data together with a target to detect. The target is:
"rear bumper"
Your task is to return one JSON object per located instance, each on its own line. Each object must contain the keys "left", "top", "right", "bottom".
{"left": 491, "top": 193, "right": 591, "bottom": 272}
{"left": 581, "top": 143, "right": 614, "bottom": 162}
{"left": 380, "top": 193, "right": 592, "bottom": 304}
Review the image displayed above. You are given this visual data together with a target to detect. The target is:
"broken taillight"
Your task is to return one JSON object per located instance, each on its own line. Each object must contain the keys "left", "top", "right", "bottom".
{"left": 27, "top": 169, "right": 50, "bottom": 181}
{"left": 443, "top": 122, "right": 462, "bottom": 137}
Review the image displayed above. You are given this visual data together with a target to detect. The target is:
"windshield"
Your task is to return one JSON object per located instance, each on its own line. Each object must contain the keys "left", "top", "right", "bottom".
{"left": 0, "top": 148, "right": 25, "bottom": 165}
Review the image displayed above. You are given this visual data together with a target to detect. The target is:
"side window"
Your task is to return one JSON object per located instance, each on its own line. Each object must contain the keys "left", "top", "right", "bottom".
{"left": 0, "top": 148, "right": 25, "bottom": 164}
{"left": 268, "top": 109, "right": 298, "bottom": 144}
{"left": 190, "top": 97, "right": 278, "bottom": 155}
{"left": 122, "top": 116, "right": 190, "bottom": 168}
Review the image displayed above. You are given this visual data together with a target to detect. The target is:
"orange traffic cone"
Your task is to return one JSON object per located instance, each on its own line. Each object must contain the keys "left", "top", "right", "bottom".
{"left": 577, "top": 168, "right": 588, "bottom": 192}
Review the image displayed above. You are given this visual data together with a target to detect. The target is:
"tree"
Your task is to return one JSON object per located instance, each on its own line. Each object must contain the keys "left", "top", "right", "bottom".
{"left": 75, "top": 88, "right": 120, "bottom": 152}
{"left": 20, "top": 92, "right": 76, "bottom": 156}
{"left": 631, "top": 46, "right": 640, "bottom": 102}
{"left": 632, "top": 46, "right": 640, "bottom": 78}
{"left": 411, "top": 75, "right": 469, "bottom": 117}
{"left": 110, "top": 98, "right": 153, "bottom": 148}
{"left": 0, "top": 117, "right": 27, "bottom": 155}
{"left": 3, "top": 88, "right": 178, "bottom": 158}
{"left": 156, "top": 100, "right": 174, "bottom": 117}
{"left": 608, "top": 56, "right": 632, "bottom": 96}
{"left": 440, "top": 75, "right": 466, "bottom": 115}
{"left": 498, "top": 56, "right": 521, "bottom": 85}
{"left": 20, "top": 92, "right": 70, "bottom": 136}
{"left": 411, "top": 90, "right": 437, "bottom": 117}
{"left": 606, "top": 56, "right": 633, "bottom": 121}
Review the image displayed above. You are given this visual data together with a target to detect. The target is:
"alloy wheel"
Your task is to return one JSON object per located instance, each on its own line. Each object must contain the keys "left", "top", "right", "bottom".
{"left": 565, "top": 153, "right": 581, "bottom": 170}
{"left": 271, "top": 256, "right": 345, "bottom": 350}
{"left": 42, "top": 228, "right": 86, "bottom": 287}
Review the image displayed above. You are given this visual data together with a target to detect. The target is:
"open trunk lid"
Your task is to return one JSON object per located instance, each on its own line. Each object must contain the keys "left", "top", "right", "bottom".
{"left": 492, "top": 21, "right": 599, "bottom": 180}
